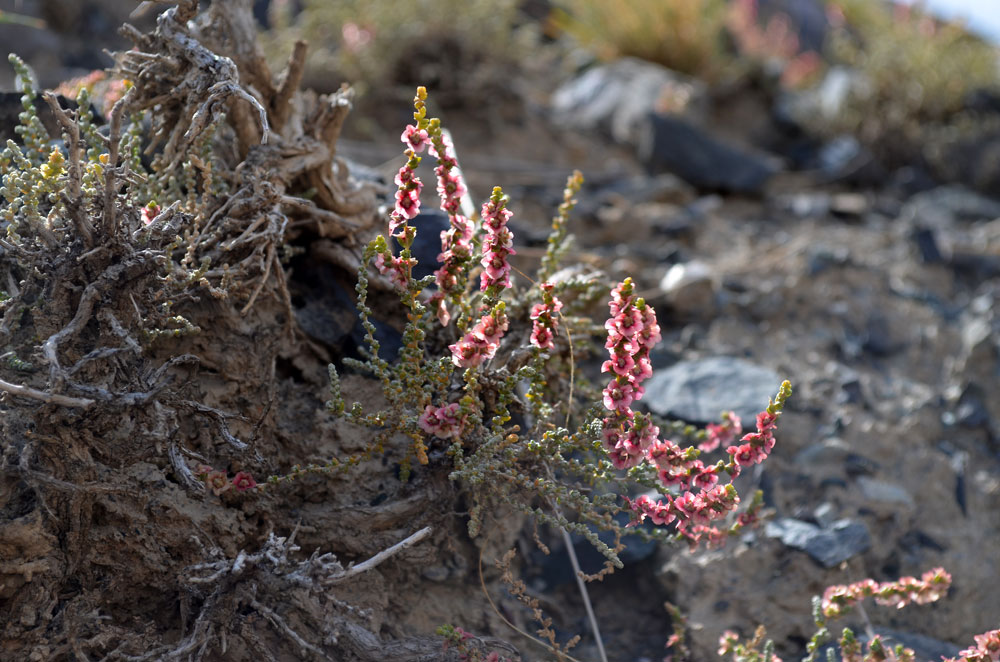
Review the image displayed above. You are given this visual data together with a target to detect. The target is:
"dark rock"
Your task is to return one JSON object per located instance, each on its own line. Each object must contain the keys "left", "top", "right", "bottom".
{"left": 293, "top": 260, "right": 357, "bottom": 349}
{"left": 911, "top": 227, "right": 944, "bottom": 264}
{"left": 815, "top": 134, "right": 885, "bottom": 185}
{"left": 643, "top": 357, "right": 784, "bottom": 425}
{"left": 641, "top": 114, "right": 780, "bottom": 194}
{"left": 937, "top": 441, "right": 969, "bottom": 516}
{"left": 840, "top": 312, "right": 900, "bottom": 358}
{"left": 861, "top": 312, "right": 896, "bottom": 357}
{"left": 955, "top": 384, "right": 991, "bottom": 428}
{"left": 964, "top": 88, "right": 1000, "bottom": 114}
{"left": 0, "top": 92, "right": 84, "bottom": 143}
{"left": 536, "top": 510, "right": 657, "bottom": 589}
{"left": 292, "top": 252, "right": 403, "bottom": 360}
{"left": 843, "top": 453, "right": 879, "bottom": 478}
{"left": 757, "top": 0, "right": 829, "bottom": 54}
{"left": 889, "top": 165, "right": 938, "bottom": 197}
{"left": 950, "top": 251, "right": 1000, "bottom": 280}
{"left": 899, "top": 529, "right": 947, "bottom": 555}
{"left": 765, "top": 517, "right": 871, "bottom": 567}
{"left": 410, "top": 210, "right": 451, "bottom": 280}
{"left": 552, "top": 58, "right": 779, "bottom": 193}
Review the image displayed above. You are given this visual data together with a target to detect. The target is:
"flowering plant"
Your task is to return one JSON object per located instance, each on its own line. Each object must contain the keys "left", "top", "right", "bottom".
{"left": 720, "top": 567, "right": 999, "bottom": 662}
{"left": 309, "top": 86, "right": 791, "bottom": 571}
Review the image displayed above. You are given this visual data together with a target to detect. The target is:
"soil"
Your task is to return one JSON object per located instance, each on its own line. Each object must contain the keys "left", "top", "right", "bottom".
{"left": 1, "top": 2, "right": 998, "bottom": 662}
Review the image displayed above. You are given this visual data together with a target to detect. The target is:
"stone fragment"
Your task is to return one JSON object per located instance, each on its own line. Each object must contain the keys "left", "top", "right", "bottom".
{"left": 765, "top": 517, "right": 872, "bottom": 567}
{"left": 643, "top": 357, "right": 785, "bottom": 425}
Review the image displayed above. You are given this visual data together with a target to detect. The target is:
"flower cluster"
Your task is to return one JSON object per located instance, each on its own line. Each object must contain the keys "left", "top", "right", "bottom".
{"left": 600, "top": 278, "right": 792, "bottom": 544}
{"left": 529, "top": 282, "right": 562, "bottom": 350}
{"left": 624, "top": 395, "right": 788, "bottom": 544}
{"left": 376, "top": 91, "right": 432, "bottom": 289}
{"left": 702, "top": 410, "right": 741, "bottom": 452}
{"left": 194, "top": 465, "right": 257, "bottom": 495}
{"left": 428, "top": 127, "right": 473, "bottom": 325}
{"left": 391, "top": 143, "right": 424, "bottom": 233}
{"left": 449, "top": 304, "right": 509, "bottom": 368}
{"left": 418, "top": 402, "right": 465, "bottom": 439}
{"left": 820, "top": 567, "right": 953, "bottom": 619}
{"left": 949, "top": 630, "right": 1000, "bottom": 662}
{"left": 601, "top": 278, "right": 659, "bottom": 416}
{"left": 479, "top": 187, "right": 515, "bottom": 294}
{"left": 374, "top": 251, "right": 416, "bottom": 291}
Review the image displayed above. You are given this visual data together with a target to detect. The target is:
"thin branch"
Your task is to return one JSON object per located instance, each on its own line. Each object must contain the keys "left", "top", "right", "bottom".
{"left": 560, "top": 527, "right": 608, "bottom": 662}
{"left": 251, "top": 599, "right": 330, "bottom": 661}
{"left": 324, "top": 526, "right": 433, "bottom": 585}
{"left": 272, "top": 40, "right": 308, "bottom": 132}
{"left": 0, "top": 377, "right": 94, "bottom": 408}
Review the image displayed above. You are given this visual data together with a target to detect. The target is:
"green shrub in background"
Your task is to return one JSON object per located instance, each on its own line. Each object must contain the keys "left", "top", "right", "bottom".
{"left": 552, "top": 0, "right": 731, "bottom": 79}
{"left": 816, "top": 0, "right": 1000, "bottom": 166}
{"left": 262, "top": 0, "right": 531, "bottom": 103}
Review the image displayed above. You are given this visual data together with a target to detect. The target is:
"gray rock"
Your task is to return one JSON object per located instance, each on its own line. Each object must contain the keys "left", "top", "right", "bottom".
{"left": 765, "top": 517, "right": 871, "bottom": 567}
{"left": 658, "top": 260, "right": 715, "bottom": 318}
{"left": 643, "top": 357, "right": 785, "bottom": 424}
{"left": 903, "top": 185, "right": 1000, "bottom": 230}
{"left": 642, "top": 114, "right": 780, "bottom": 193}
{"left": 856, "top": 477, "right": 915, "bottom": 508}
{"left": 551, "top": 57, "right": 708, "bottom": 146}
{"left": 552, "top": 58, "right": 778, "bottom": 193}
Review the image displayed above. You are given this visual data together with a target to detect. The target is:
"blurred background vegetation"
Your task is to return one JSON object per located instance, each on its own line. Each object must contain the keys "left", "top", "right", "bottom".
{"left": 253, "top": 0, "right": 999, "bottom": 171}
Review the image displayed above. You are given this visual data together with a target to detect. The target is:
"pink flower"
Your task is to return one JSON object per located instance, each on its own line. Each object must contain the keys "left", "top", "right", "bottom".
{"left": 602, "top": 353, "right": 635, "bottom": 377}
{"left": 419, "top": 403, "right": 465, "bottom": 439}
{"left": 472, "top": 310, "right": 508, "bottom": 346}
{"left": 141, "top": 202, "right": 160, "bottom": 226}
{"left": 701, "top": 411, "right": 741, "bottom": 452}
{"left": 206, "top": 470, "right": 230, "bottom": 495}
{"left": 401, "top": 124, "right": 430, "bottom": 152}
{"left": 821, "top": 568, "right": 952, "bottom": 619}
{"left": 448, "top": 309, "right": 507, "bottom": 369}
{"left": 602, "top": 380, "right": 635, "bottom": 413}
{"left": 694, "top": 466, "right": 720, "bottom": 489}
{"left": 394, "top": 186, "right": 421, "bottom": 221}
{"left": 375, "top": 252, "right": 413, "bottom": 290}
{"left": 973, "top": 631, "right": 1000, "bottom": 662}
{"left": 729, "top": 443, "right": 757, "bottom": 467}
{"left": 232, "top": 471, "right": 257, "bottom": 492}
{"left": 530, "top": 325, "right": 553, "bottom": 349}
{"left": 342, "top": 22, "right": 374, "bottom": 53}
